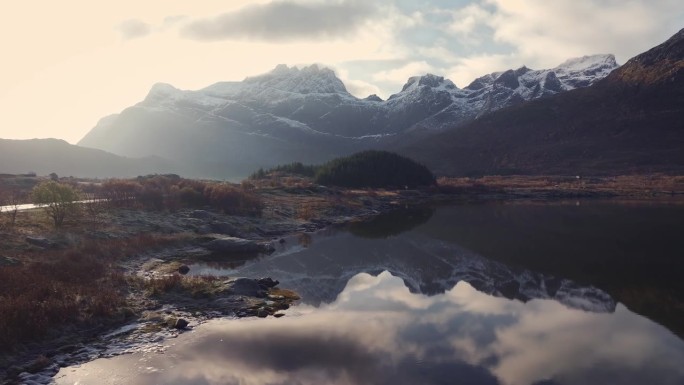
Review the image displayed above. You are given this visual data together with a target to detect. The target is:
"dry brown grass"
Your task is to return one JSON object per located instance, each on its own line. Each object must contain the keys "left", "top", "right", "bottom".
{"left": 437, "top": 174, "right": 684, "bottom": 196}
{"left": 0, "top": 233, "right": 189, "bottom": 351}
{"left": 138, "top": 274, "right": 222, "bottom": 298}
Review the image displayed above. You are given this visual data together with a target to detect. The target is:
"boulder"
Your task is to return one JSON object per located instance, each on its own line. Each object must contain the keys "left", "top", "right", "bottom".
{"left": 25, "top": 236, "right": 55, "bottom": 249}
{"left": 224, "top": 278, "right": 262, "bottom": 296}
{"left": 209, "top": 222, "right": 238, "bottom": 235}
{"left": 178, "top": 265, "right": 190, "bottom": 275}
{"left": 174, "top": 318, "right": 189, "bottom": 329}
{"left": 256, "top": 277, "right": 279, "bottom": 289}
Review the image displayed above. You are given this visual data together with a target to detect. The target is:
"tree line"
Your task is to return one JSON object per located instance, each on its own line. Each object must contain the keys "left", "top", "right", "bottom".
{"left": 251, "top": 151, "right": 436, "bottom": 189}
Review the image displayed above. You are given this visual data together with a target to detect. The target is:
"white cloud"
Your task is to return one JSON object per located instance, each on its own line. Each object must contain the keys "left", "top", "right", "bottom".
{"left": 372, "top": 61, "right": 436, "bottom": 84}
{"left": 485, "top": 0, "right": 684, "bottom": 66}
{"left": 447, "top": 3, "right": 492, "bottom": 45}
{"left": 446, "top": 53, "right": 514, "bottom": 87}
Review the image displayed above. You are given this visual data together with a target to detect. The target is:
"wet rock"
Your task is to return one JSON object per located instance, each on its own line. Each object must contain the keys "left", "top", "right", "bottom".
{"left": 178, "top": 265, "right": 190, "bottom": 275}
{"left": 224, "top": 278, "right": 262, "bottom": 296}
{"left": 174, "top": 318, "right": 189, "bottom": 329}
{"left": 209, "top": 222, "right": 238, "bottom": 235}
{"left": 256, "top": 277, "right": 279, "bottom": 289}
{"left": 204, "top": 236, "right": 266, "bottom": 253}
{"left": 0, "top": 255, "right": 20, "bottom": 266}
{"left": 25, "top": 236, "right": 55, "bottom": 249}
{"left": 256, "top": 308, "right": 269, "bottom": 318}
{"left": 278, "top": 238, "right": 286, "bottom": 244}
{"left": 274, "top": 313, "right": 285, "bottom": 318}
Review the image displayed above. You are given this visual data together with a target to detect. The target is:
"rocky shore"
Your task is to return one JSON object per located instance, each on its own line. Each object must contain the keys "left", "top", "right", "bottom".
{"left": 0, "top": 185, "right": 435, "bottom": 385}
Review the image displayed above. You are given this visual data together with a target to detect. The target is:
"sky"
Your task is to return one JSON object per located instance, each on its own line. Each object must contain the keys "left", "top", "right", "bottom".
{"left": 1, "top": 0, "right": 682, "bottom": 144}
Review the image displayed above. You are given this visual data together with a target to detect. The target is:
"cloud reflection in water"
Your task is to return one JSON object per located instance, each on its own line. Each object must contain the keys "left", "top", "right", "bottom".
{"left": 57, "top": 272, "right": 684, "bottom": 385}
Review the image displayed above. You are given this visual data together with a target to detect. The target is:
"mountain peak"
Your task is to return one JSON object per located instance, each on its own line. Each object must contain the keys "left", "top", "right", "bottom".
{"left": 555, "top": 54, "right": 618, "bottom": 72}
{"left": 244, "top": 64, "right": 348, "bottom": 94}
{"left": 400, "top": 74, "right": 458, "bottom": 92}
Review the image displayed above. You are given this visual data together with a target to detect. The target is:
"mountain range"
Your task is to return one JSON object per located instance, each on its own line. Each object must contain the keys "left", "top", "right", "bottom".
{"left": 400, "top": 28, "right": 684, "bottom": 176}
{"left": 76, "top": 53, "right": 619, "bottom": 179}
{"left": 2, "top": 28, "right": 682, "bottom": 179}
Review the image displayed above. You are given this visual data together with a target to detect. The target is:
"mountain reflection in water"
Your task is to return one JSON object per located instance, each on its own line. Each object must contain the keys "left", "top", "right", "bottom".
{"left": 56, "top": 271, "right": 684, "bottom": 385}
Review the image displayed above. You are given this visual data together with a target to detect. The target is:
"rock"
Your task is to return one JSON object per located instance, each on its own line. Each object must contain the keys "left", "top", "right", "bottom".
{"left": 256, "top": 277, "right": 279, "bottom": 288}
{"left": 204, "top": 236, "right": 266, "bottom": 253}
{"left": 209, "top": 222, "right": 238, "bottom": 235}
{"left": 25, "top": 236, "right": 55, "bottom": 249}
{"left": 0, "top": 256, "right": 20, "bottom": 266}
{"left": 178, "top": 265, "right": 190, "bottom": 275}
{"left": 174, "top": 318, "right": 189, "bottom": 329}
{"left": 273, "top": 313, "right": 285, "bottom": 318}
{"left": 224, "top": 278, "right": 263, "bottom": 296}
{"left": 278, "top": 238, "right": 286, "bottom": 244}
{"left": 256, "top": 308, "right": 269, "bottom": 318}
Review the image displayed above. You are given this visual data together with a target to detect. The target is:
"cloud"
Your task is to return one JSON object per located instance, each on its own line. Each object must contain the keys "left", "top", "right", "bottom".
{"left": 482, "top": 0, "right": 684, "bottom": 65}
{"left": 117, "top": 19, "right": 151, "bottom": 40}
{"left": 372, "top": 61, "right": 437, "bottom": 84}
{"left": 446, "top": 53, "right": 513, "bottom": 87}
{"left": 447, "top": 3, "right": 492, "bottom": 44}
{"left": 180, "top": 0, "right": 379, "bottom": 42}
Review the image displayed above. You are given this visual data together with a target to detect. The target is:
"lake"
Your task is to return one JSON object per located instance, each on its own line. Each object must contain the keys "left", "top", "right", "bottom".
{"left": 55, "top": 200, "right": 684, "bottom": 385}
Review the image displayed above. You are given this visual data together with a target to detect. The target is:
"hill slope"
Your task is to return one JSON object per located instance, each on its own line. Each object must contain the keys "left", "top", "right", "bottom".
{"left": 0, "top": 138, "right": 177, "bottom": 178}
{"left": 399, "top": 29, "right": 684, "bottom": 176}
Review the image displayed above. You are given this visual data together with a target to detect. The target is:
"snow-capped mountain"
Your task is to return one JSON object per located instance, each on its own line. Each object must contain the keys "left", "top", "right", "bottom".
{"left": 78, "top": 56, "right": 618, "bottom": 178}
{"left": 400, "top": 28, "right": 684, "bottom": 177}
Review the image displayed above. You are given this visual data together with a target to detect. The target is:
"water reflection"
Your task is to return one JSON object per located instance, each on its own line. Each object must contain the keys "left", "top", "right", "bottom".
{"left": 347, "top": 206, "right": 434, "bottom": 239}
{"left": 56, "top": 272, "right": 684, "bottom": 385}
{"left": 190, "top": 229, "right": 616, "bottom": 312}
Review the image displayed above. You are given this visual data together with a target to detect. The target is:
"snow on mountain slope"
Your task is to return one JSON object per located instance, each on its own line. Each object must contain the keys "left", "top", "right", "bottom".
{"left": 78, "top": 57, "right": 618, "bottom": 178}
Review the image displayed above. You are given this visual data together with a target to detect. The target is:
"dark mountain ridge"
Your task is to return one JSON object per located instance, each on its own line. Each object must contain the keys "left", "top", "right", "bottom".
{"left": 0, "top": 138, "right": 177, "bottom": 178}
{"left": 399, "top": 28, "right": 684, "bottom": 176}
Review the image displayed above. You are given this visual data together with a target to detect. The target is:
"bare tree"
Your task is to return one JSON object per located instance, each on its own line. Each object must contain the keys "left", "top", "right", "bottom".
{"left": 0, "top": 188, "right": 22, "bottom": 227}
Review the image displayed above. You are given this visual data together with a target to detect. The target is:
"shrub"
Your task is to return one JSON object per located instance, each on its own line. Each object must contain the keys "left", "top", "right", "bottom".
{"left": 100, "top": 180, "right": 141, "bottom": 207}
{"left": 31, "top": 181, "right": 81, "bottom": 227}
{"left": 204, "top": 184, "right": 263, "bottom": 216}
{"left": 315, "top": 151, "right": 436, "bottom": 188}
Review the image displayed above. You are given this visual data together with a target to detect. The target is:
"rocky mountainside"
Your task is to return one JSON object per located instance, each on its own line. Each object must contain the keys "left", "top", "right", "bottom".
{"left": 0, "top": 138, "right": 176, "bottom": 178}
{"left": 78, "top": 56, "right": 618, "bottom": 179}
{"left": 399, "top": 28, "right": 684, "bottom": 176}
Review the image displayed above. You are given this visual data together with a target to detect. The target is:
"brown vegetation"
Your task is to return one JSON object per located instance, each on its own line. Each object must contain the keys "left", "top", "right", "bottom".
{"left": 136, "top": 274, "right": 222, "bottom": 298}
{"left": 98, "top": 175, "right": 263, "bottom": 215}
{"left": 0, "top": 234, "right": 186, "bottom": 351}
{"left": 437, "top": 174, "right": 684, "bottom": 197}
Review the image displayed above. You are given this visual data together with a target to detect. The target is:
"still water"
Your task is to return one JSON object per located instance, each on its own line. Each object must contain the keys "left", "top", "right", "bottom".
{"left": 56, "top": 200, "right": 684, "bottom": 385}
